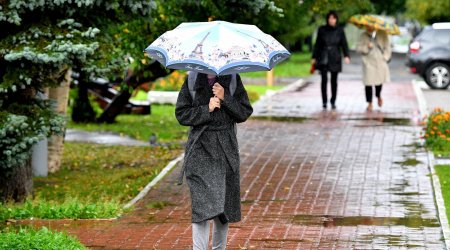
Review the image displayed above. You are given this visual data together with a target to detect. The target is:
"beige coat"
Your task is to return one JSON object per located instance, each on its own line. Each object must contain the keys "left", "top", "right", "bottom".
{"left": 356, "top": 31, "right": 391, "bottom": 86}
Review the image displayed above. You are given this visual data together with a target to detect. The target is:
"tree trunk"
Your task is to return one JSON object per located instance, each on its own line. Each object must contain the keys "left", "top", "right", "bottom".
{"left": 97, "top": 62, "right": 171, "bottom": 123}
{"left": 47, "top": 68, "right": 72, "bottom": 173}
{"left": 0, "top": 158, "right": 33, "bottom": 203}
{"left": 72, "top": 71, "right": 96, "bottom": 123}
{"left": 97, "top": 90, "right": 132, "bottom": 123}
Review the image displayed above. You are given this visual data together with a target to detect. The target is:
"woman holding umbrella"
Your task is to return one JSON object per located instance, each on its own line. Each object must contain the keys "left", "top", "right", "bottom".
{"left": 349, "top": 14, "right": 396, "bottom": 111}
{"left": 145, "top": 20, "right": 289, "bottom": 249}
{"left": 175, "top": 73, "right": 252, "bottom": 249}
{"left": 355, "top": 26, "right": 391, "bottom": 111}
{"left": 312, "top": 10, "right": 351, "bottom": 110}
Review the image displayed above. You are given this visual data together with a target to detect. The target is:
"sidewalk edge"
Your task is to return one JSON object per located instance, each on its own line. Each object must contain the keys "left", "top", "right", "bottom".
{"left": 124, "top": 153, "right": 185, "bottom": 209}
{"left": 427, "top": 151, "right": 450, "bottom": 248}
{"left": 412, "top": 79, "right": 450, "bottom": 248}
{"left": 411, "top": 79, "right": 428, "bottom": 116}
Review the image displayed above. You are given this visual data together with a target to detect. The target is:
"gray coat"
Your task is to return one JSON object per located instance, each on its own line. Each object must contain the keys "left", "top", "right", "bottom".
{"left": 175, "top": 73, "right": 253, "bottom": 223}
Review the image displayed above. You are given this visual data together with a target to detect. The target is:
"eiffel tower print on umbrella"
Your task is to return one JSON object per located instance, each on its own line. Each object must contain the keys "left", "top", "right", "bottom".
{"left": 144, "top": 20, "right": 290, "bottom": 75}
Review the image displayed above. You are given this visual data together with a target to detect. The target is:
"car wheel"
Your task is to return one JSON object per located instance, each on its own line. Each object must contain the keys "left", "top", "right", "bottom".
{"left": 425, "top": 63, "right": 450, "bottom": 89}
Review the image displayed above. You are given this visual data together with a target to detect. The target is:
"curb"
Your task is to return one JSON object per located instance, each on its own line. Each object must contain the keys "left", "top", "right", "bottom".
{"left": 427, "top": 152, "right": 450, "bottom": 248}
{"left": 412, "top": 79, "right": 450, "bottom": 249}
{"left": 252, "top": 78, "right": 306, "bottom": 113}
{"left": 278, "top": 78, "right": 306, "bottom": 93}
{"left": 123, "top": 153, "right": 185, "bottom": 209}
{"left": 411, "top": 79, "right": 428, "bottom": 117}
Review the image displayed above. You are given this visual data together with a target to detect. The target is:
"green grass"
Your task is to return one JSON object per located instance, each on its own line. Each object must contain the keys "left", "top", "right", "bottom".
{"left": 130, "top": 90, "right": 149, "bottom": 101}
{"left": 67, "top": 104, "right": 188, "bottom": 142}
{"left": 0, "top": 199, "right": 121, "bottom": 221}
{"left": 435, "top": 165, "right": 450, "bottom": 221}
{"left": 0, "top": 227, "right": 86, "bottom": 250}
{"left": 433, "top": 150, "right": 450, "bottom": 158}
{"left": 244, "top": 84, "right": 283, "bottom": 96}
{"left": 0, "top": 142, "right": 183, "bottom": 220}
{"left": 240, "top": 52, "right": 312, "bottom": 78}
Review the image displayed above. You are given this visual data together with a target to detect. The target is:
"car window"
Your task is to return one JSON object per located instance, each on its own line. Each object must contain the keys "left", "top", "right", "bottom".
{"left": 433, "top": 29, "right": 450, "bottom": 44}
{"left": 417, "top": 29, "right": 433, "bottom": 42}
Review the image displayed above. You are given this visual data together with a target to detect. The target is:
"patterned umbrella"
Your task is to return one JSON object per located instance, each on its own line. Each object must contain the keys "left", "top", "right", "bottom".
{"left": 348, "top": 14, "right": 400, "bottom": 35}
{"left": 144, "top": 21, "right": 290, "bottom": 75}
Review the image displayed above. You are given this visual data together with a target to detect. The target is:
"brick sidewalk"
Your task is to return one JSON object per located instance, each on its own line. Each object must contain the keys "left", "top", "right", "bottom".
{"left": 25, "top": 80, "right": 446, "bottom": 249}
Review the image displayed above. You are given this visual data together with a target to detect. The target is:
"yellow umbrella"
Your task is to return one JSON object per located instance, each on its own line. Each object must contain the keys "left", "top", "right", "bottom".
{"left": 348, "top": 14, "right": 400, "bottom": 35}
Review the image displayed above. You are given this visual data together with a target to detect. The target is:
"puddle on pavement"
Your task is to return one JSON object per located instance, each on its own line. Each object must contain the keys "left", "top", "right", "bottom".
{"left": 402, "top": 142, "right": 422, "bottom": 149}
{"left": 344, "top": 117, "right": 412, "bottom": 126}
{"left": 394, "top": 158, "right": 422, "bottom": 166}
{"left": 145, "top": 201, "right": 175, "bottom": 210}
{"left": 241, "top": 199, "right": 287, "bottom": 204}
{"left": 392, "top": 200, "right": 429, "bottom": 217}
{"left": 250, "top": 116, "right": 311, "bottom": 123}
{"left": 357, "top": 234, "right": 423, "bottom": 247}
{"left": 292, "top": 215, "right": 440, "bottom": 228}
{"left": 389, "top": 192, "right": 423, "bottom": 196}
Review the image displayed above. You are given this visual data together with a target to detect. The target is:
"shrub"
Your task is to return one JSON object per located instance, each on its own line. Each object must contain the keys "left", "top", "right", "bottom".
{"left": 422, "top": 108, "right": 450, "bottom": 153}
{"left": 247, "top": 90, "right": 260, "bottom": 103}
{"left": 0, "top": 198, "right": 122, "bottom": 221}
{"left": 151, "top": 71, "right": 187, "bottom": 91}
{"left": 0, "top": 227, "right": 86, "bottom": 250}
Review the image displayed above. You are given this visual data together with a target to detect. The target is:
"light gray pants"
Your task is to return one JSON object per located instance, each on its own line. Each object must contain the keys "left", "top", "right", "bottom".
{"left": 192, "top": 217, "right": 229, "bottom": 250}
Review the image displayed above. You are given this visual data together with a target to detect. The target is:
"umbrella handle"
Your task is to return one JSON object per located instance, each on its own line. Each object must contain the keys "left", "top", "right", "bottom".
{"left": 371, "top": 30, "right": 377, "bottom": 40}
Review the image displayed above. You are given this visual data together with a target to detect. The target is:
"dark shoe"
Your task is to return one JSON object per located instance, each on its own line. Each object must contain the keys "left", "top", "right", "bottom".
{"left": 331, "top": 104, "right": 336, "bottom": 110}
{"left": 323, "top": 104, "right": 327, "bottom": 110}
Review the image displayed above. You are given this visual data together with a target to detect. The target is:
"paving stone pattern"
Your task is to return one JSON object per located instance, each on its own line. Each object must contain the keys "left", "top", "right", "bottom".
{"left": 22, "top": 79, "right": 447, "bottom": 249}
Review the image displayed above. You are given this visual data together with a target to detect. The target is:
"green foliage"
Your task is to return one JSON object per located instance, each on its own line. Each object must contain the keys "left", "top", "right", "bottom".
{"left": 435, "top": 165, "right": 450, "bottom": 221}
{"left": 0, "top": 101, "right": 65, "bottom": 170}
{"left": 422, "top": 108, "right": 450, "bottom": 154}
{"left": 0, "top": 227, "right": 86, "bottom": 250}
{"left": 241, "top": 52, "right": 312, "bottom": 78}
{"left": 405, "top": 0, "right": 450, "bottom": 23}
{"left": 0, "top": 1, "right": 157, "bottom": 173}
{"left": 246, "top": 90, "right": 260, "bottom": 104}
{"left": 371, "top": 0, "right": 406, "bottom": 15}
{"left": 150, "top": 71, "right": 187, "bottom": 91}
{"left": 305, "top": 0, "right": 374, "bottom": 22}
{"left": 244, "top": 85, "right": 283, "bottom": 96}
{"left": 0, "top": 199, "right": 121, "bottom": 220}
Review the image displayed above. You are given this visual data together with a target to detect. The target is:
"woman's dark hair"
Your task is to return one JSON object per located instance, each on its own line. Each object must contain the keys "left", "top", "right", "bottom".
{"left": 326, "top": 10, "right": 339, "bottom": 25}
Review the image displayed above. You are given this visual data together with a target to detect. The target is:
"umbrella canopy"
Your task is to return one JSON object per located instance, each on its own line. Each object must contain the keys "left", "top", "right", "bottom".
{"left": 144, "top": 21, "right": 290, "bottom": 75}
{"left": 348, "top": 14, "right": 400, "bottom": 35}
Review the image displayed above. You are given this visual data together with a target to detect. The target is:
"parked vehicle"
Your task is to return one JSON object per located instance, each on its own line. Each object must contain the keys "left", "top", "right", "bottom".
{"left": 407, "top": 22, "right": 450, "bottom": 89}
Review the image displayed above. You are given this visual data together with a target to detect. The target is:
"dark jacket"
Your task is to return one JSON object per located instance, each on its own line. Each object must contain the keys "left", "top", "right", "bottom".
{"left": 313, "top": 25, "right": 350, "bottom": 72}
{"left": 175, "top": 73, "right": 253, "bottom": 223}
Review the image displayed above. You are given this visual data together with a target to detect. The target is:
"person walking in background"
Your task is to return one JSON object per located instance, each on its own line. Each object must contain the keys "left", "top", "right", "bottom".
{"left": 175, "top": 73, "right": 253, "bottom": 250}
{"left": 312, "top": 10, "right": 350, "bottom": 110}
{"left": 356, "top": 27, "right": 391, "bottom": 111}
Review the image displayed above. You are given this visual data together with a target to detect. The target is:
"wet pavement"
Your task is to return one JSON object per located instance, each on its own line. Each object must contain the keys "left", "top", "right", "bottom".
{"left": 65, "top": 129, "right": 147, "bottom": 146}
{"left": 15, "top": 53, "right": 448, "bottom": 249}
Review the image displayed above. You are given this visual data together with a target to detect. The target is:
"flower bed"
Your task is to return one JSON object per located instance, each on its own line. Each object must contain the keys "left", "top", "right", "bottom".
{"left": 422, "top": 108, "right": 450, "bottom": 157}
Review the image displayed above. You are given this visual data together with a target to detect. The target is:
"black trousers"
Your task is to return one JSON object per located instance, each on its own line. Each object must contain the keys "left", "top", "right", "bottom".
{"left": 365, "top": 85, "right": 383, "bottom": 103}
{"left": 320, "top": 71, "right": 338, "bottom": 105}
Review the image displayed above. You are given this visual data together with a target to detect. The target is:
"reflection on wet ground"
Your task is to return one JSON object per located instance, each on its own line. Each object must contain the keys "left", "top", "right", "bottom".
{"left": 292, "top": 214, "right": 440, "bottom": 228}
